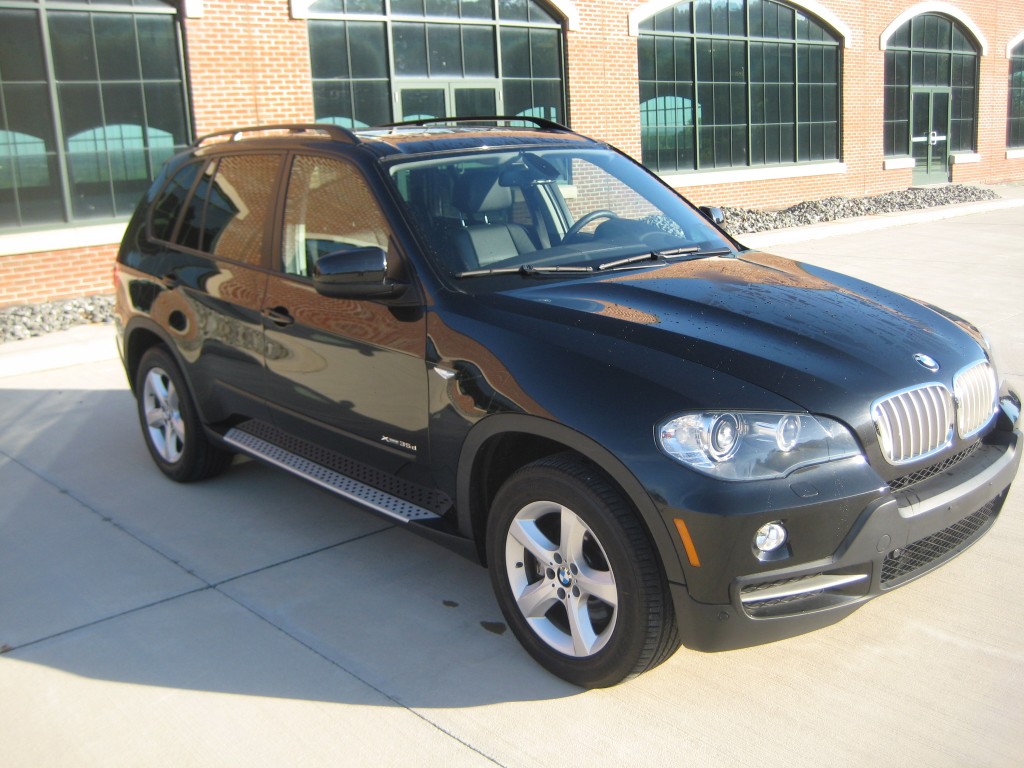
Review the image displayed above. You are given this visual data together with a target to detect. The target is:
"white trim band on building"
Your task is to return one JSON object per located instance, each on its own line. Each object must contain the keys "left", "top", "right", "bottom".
{"left": 628, "top": 0, "right": 854, "bottom": 45}
{"left": 884, "top": 157, "right": 916, "bottom": 170}
{"left": 950, "top": 152, "right": 981, "bottom": 164}
{"left": 0, "top": 224, "right": 127, "bottom": 259}
{"left": 660, "top": 161, "right": 846, "bottom": 188}
{"left": 879, "top": 3, "right": 988, "bottom": 54}
{"left": 290, "top": 0, "right": 581, "bottom": 29}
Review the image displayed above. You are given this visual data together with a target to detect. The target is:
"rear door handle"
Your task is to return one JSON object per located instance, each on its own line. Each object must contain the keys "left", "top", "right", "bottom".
{"left": 262, "top": 306, "right": 295, "bottom": 326}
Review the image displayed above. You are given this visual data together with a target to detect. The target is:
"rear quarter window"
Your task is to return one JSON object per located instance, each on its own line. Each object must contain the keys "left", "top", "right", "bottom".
{"left": 149, "top": 161, "right": 202, "bottom": 242}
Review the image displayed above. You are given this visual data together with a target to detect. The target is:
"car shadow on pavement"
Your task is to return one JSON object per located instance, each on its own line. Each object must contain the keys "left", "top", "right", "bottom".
{"left": 0, "top": 386, "right": 581, "bottom": 707}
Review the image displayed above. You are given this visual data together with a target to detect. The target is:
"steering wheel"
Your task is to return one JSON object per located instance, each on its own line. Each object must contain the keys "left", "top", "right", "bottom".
{"left": 562, "top": 209, "right": 619, "bottom": 243}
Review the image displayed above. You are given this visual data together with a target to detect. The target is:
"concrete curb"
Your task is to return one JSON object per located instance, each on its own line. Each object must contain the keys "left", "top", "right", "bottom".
{"left": 0, "top": 324, "right": 118, "bottom": 379}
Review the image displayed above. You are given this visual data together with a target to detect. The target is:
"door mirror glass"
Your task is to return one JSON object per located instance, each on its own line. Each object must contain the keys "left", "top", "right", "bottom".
{"left": 313, "top": 246, "right": 406, "bottom": 299}
{"left": 699, "top": 206, "right": 725, "bottom": 225}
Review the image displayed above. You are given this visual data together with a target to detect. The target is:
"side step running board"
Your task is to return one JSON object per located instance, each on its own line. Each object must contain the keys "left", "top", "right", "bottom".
{"left": 224, "top": 424, "right": 443, "bottom": 524}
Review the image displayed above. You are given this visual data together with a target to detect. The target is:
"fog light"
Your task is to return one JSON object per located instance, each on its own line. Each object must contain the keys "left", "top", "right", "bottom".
{"left": 754, "top": 521, "right": 787, "bottom": 552}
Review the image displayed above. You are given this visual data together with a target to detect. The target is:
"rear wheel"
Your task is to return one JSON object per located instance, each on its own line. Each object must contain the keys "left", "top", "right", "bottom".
{"left": 487, "top": 454, "right": 678, "bottom": 687}
{"left": 135, "top": 346, "right": 232, "bottom": 482}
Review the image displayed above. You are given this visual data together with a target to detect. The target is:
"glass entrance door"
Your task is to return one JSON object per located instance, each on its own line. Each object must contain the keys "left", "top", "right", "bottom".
{"left": 911, "top": 89, "right": 951, "bottom": 184}
{"left": 398, "top": 83, "right": 499, "bottom": 121}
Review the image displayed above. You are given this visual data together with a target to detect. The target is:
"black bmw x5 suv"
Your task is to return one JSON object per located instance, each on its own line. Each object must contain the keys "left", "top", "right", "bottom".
{"left": 115, "top": 118, "right": 1021, "bottom": 687}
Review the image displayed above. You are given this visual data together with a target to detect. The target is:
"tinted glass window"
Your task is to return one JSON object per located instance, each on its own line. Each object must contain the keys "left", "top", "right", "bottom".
{"left": 309, "top": 0, "right": 564, "bottom": 126}
{"left": 281, "top": 155, "right": 391, "bottom": 278}
{"left": 883, "top": 13, "right": 979, "bottom": 156}
{"left": 176, "top": 154, "right": 282, "bottom": 265}
{"left": 0, "top": 1, "right": 189, "bottom": 231}
{"left": 203, "top": 154, "right": 282, "bottom": 264}
{"left": 1008, "top": 42, "right": 1024, "bottom": 148}
{"left": 149, "top": 161, "right": 201, "bottom": 241}
{"left": 637, "top": 0, "right": 841, "bottom": 172}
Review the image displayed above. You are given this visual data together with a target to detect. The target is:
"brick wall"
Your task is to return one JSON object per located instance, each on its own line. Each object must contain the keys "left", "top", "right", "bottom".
{"left": 185, "top": 0, "right": 315, "bottom": 134}
{"left": 0, "top": 245, "right": 118, "bottom": 307}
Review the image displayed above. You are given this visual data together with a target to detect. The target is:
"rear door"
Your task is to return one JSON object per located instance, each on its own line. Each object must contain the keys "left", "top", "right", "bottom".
{"left": 148, "top": 151, "right": 284, "bottom": 423}
{"left": 261, "top": 152, "right": 429, "bottom": 468}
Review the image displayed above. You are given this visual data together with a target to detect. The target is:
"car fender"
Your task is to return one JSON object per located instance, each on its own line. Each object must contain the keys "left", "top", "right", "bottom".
{"left": 455, "top": 412, "right": 688, "bottom": 583}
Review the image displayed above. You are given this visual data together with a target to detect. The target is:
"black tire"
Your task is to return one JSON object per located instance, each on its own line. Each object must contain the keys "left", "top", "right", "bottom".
{"left": 135, "top": 346, "right": 232, "bottom": 483}
{"left": 487, "top": 453, "right": 679, "bottom": 687}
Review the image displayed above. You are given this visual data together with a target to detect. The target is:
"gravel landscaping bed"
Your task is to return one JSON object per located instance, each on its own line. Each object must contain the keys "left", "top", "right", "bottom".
{"left": 719, "top": 183, "right": 998, "bottom": 235}
{"left": 0, "top": 185, "right": 1002, "bottom": 344}
{"left": 1, "top": 295, "right": 115, "bottom": 344}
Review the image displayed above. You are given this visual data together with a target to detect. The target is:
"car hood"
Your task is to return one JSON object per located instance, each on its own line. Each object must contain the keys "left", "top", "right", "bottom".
{"left": 482, "top": 251, "right": 987, "bottom": 425}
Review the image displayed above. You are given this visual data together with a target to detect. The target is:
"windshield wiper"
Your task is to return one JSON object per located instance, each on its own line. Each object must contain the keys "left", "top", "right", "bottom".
{"left": 455, "top": 264, "right": 594, "bottom": 279}
{"left": 597, "top": 246, "right": 733, "bottom": 271}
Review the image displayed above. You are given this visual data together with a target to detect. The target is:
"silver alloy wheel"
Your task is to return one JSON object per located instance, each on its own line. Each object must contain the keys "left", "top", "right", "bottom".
{"left": 504, "top": 500, "right": 618, "bottom": 657}
{"left": 142, "top": 367, "right": 185, "bottom": 464}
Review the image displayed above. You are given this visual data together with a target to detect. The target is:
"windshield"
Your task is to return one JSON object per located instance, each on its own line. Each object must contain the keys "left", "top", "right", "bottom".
{"left": 387, "top": 147, "right": 733, "bottom": 284}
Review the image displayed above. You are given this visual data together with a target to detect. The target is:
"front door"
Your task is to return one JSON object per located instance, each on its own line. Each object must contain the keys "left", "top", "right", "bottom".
{"left": 261, "top": 153, "right": 429, "bottom": 468}
{"left": 911, "top": 89, "right": 951, "bottom": 185}
{"left": 397, "top": 82, "right": 499, "bottom": 121}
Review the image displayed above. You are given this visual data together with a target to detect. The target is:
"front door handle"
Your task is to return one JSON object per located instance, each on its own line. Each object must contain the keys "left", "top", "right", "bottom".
{"left": 262, "top": 306, "right": 295, "bottom": 326}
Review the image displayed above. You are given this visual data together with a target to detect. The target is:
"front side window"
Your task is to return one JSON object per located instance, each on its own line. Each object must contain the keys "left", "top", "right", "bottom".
{"left": 637, "top": 0, "right": 841, "bottom": 173}
{"left": 1010, "top": 41, "right": 1024, "bottom": 148}
{"left": 281, "top": 155, "right": 392, "bottom": 278}
{"left": 0, "top": 0, "right": 190, "bottom": 231}
{"left": 307, "top": 0, "right": 565, "bottom": 128}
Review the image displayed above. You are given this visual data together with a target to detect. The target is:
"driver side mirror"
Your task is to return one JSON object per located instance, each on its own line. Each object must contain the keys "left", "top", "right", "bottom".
{"left": 312, "top": 246, "right": 407, "bottom": 300}
{"left": 699, "top": 206, "right": 725, "bottom": 226}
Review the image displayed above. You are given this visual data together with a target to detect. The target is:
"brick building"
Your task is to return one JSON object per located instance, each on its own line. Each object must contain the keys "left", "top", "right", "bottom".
{"left": 1, "top": 0, "right": 1023, "bottom": 306}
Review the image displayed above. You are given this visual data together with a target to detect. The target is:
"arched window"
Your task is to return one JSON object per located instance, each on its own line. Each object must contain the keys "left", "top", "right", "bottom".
{"left": 0, "top": 0, "right": 190, "bottom": 230}
{"left": 1010, "top": 39, "right": 1024, "bottom": 149}
{"left": 637, "top": 0, "right": 842, "bottom": 173}
{"left": 883, "top": 12, "right": 979, "bottom": 183}
{"left": 306, "top": 0, "right": 566, "bottom": 127}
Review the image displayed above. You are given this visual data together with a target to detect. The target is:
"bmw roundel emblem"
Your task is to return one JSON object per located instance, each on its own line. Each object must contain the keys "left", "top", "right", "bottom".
{"left": 914, "top": 353, "right": 940, "bottom": 372}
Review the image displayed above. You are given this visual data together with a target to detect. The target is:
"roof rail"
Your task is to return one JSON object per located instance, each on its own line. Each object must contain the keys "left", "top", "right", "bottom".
{"left": 382, "top": 115, "right": 576, "bottom": 135}
{"left": 193, "top": 123, "right": 359, "bottom": 148}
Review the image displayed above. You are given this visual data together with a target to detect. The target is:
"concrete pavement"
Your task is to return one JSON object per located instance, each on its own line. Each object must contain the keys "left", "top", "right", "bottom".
{"left": 2, "top": 200, "right": 1024, "bottom": 766}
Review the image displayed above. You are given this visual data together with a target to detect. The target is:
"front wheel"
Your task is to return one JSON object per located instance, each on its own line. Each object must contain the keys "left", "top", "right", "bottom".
{"left": 135, "top": 346, "right": 232, "bottom": 483}
{"left": 487, "top": 454, "right": 678, "bottom": 687}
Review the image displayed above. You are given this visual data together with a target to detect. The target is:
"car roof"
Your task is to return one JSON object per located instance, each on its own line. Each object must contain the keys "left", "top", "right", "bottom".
{"left": 189, "top": 118, "right": 602, "bottom": 161}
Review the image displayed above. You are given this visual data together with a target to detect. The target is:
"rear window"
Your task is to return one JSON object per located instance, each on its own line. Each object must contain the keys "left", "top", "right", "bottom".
{"left": 168, "top": 153, "right": 283, "bottom": 266}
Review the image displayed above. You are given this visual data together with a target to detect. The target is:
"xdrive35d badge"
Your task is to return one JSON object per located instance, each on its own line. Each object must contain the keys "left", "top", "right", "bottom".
{"left": 114, "top": 117, "right": 1021, "bottom": 687}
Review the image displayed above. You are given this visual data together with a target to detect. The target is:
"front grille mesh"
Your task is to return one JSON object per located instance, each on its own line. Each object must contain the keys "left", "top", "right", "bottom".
{"left": 887, "top": 442, "right": 982, "bottom": 492}
{"left": 881, "top": 502, "right": 997, "bottom": 586}
{"left": 954, "top": 361, "right": 997, "bottom": 439}
{"left": 873, "top": 384, "right": 954, "bottom": 464}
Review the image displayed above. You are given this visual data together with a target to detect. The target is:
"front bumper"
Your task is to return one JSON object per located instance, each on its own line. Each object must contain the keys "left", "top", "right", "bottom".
{"left": 669, "top": 423, "right": 1021, "bottom": 653}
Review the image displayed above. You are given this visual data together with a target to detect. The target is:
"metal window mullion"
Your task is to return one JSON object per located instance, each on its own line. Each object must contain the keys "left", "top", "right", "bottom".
{"left": 37, "top": 3, "right": 74, "bottom": 224}
{"left": 745, "top": 36, "right": 753, "bottom": 167}
{"left": 0, "top": 74, "right": 28, "bottom": 226}
{"left": 86, "top": 12, "right": 119, "bottom": 214}
{"left": 691, "top": 31, "right": 700, "bottom": 169}
{"left": 131, "top": 12, "right": 155, "bottom": 182}
{"left": 793, "top": 40, "right": 800, "bottom": 161}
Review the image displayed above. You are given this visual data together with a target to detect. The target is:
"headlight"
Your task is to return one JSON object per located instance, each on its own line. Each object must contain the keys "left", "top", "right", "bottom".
{"left": 657, "top": 412, "right": 861, "bottom": 481}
